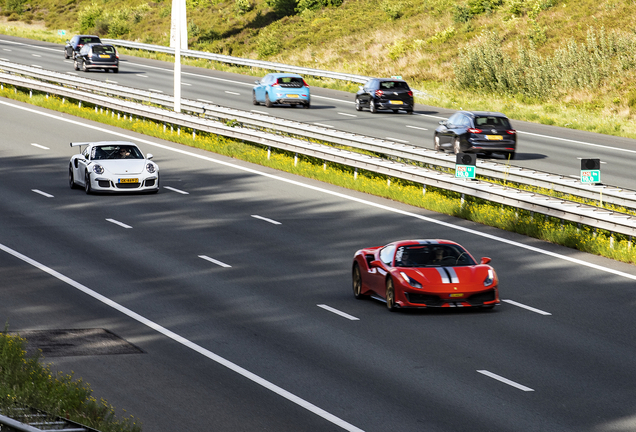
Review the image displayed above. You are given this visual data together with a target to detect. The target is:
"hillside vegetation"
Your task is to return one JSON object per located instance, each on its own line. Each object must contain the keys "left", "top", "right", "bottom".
{"left": 2, "top": 0, "right": 636, "bottom": 137}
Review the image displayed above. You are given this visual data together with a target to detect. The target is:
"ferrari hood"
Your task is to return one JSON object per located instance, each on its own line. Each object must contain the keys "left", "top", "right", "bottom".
{"left": 95, "top": 160, "right": 146, "bottom": 175}
{"left": 405, "top": 265, "right": 491, "bottom": 289}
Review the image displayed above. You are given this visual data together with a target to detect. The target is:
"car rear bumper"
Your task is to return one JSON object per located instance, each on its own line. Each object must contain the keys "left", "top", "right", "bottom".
{"left": 376, "top": 99, "right": 413, "bottom": 110}
{"left": 466, "top": 139, "right": 516, "bottom": 153}
{"left": 85, "top": 62, "right": 118, "bottom": 69}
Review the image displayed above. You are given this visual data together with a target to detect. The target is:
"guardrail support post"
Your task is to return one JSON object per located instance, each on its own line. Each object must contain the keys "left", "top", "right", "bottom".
{"left": 294, "top": 153, "right": 298, "bottom": 166}
{"left": 117, "top": 112, "right": 120, "bottom": 119}
{"left": 422, "top": 184, "right": 426, "bottom": 195}
{"left": 62, "top": 97, "right": 64, "bottom": 104}
{"left": 78, "top": 100, "right": 81, "bottom": 108}
{"left": 387, "top": 178, "right": 391, "bottom": 187}
{"left": 629, "top": 236, "right": 632, "bottom": 250}
{"left": 193, "top": 130, "right": 196, "bottom": 140}
{"left": 323, "top": 161, "right": 326, "bottom": 170}
{"left": 461, "top": 194, "right": 465, "bottom": 208}
{"left": 178, "top": 126, "right": 181, "bottom": 135}
{"left": 610, "top": 234, "right": 614, "bottom": 249}
{"left": 267, "top": 147, "right": 271, "bottom": 159}
{"left": 29, "top": 89, "right": 32, "bottom": 98}
{"left": 354, "top": 168, "right": 358, "bottom": 180}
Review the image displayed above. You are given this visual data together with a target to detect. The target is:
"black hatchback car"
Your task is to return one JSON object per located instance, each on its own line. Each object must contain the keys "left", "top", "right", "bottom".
{"left": 64, "top": 35, "right": 102, "bottom": 59}
{"left": 74, "top": 43, "right": 119, "bottom": 73}
{"left": 355, "top": 78, "right": 414, "bottom": 114}
{"left": 434, "top": 111, "right": 517, "bottom": 159}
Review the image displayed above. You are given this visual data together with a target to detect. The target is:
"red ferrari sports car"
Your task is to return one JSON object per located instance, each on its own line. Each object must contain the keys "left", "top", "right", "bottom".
{"left": 352, "top": 239, "right": 499, "bottom": 311}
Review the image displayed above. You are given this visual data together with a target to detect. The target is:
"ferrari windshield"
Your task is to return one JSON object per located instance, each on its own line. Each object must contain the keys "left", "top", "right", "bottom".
{"left": 395, "top": 244, "right": 476, "bottom": 267}
{"left": 91, "top": 145, "right": 143, "bottom": 160}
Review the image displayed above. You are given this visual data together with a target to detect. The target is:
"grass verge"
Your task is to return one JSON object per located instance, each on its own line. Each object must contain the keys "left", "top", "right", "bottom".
{"left": 2, "top": 84, "right": 635, "bottom": 264}
{"left": 0, "top": 328, "right": 141, "bottom": 431}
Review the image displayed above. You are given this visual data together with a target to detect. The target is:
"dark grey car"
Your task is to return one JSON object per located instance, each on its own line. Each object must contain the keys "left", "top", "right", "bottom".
{"left": 74, "top": 43, "right": 119, "bottom": 73}
{"left": 355, "top": 78, "right": 414, "bottom": 114}
{"left": 64, "top": 35, "right": 101, "bottom": 59}
{"left": 434, "top": 111, "right": 517, "bottom": 159}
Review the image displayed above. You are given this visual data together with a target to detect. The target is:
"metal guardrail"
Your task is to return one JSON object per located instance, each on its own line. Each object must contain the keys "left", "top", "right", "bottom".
{"left": 2, "top": 60, "right": 634, "bottom": 211}
{"left": 100, "top": 38, "right": 432, "bottom": 98}
{"left": 2, "top": 65, "right": 636, "bottom": 237}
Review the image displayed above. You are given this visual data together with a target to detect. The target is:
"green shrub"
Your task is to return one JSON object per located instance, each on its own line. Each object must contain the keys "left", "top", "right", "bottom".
{"left": 235, "top": 0, "right": 253, "bottom": 14}
{"left": 452, "top": 4, "right": 472, "bottom": 22}
{"left": 296, "top": 0, "right": 342, "bottom": 13}
{"left": 4, "top": 0, "right": 26, "bottom": 14}
{"left": 265, "top": 0, "right": 297, "bottom": 16}
{"left": 381, "top": 0, "right": 405, "bottom": 20}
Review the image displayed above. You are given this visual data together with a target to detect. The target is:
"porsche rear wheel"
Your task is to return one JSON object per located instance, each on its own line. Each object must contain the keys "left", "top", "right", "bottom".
{"left": 69, "top": 165, "right": 77, "bottom": 189}
{"left": 84, "top": 171, "right": 92, "bottom": 194}
{"left": 386, "top": 278, "right": 397, "bottom": 312}
{"left": 352, "top": 264, "right": 367, "bottom": 299}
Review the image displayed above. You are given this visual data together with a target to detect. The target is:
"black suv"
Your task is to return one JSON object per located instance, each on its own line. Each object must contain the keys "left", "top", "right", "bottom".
{"left": 434, "top": 111, "right": 517, "bottom": 159}
{"left": 64, "top": 35, "right": 102, "bottom": 59}
{"left": 355, "top": 78, "right": 414, "bottom": 114}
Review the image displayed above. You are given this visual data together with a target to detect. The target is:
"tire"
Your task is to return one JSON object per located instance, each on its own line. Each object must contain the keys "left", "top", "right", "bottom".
{"left": 64, "top": 50, "right": 69, "bottom": 60}
{"left": 453, "top": 137, "right": 461, "bottom": 155}
{"left": 84, "top": 171, "right": 92, "bottom": 195}
{"left": 355, "top": 98, "right": 362, "bottom": 111}
{"left": 113, "top": 68, "right": 119, "bottom": 73}
{"left": 385, "top": 278, "right": 397, "bottom": 312}
{"left": 370, "top": 99, "right": 377, "bottom": 114}
{"left": 69, "top": 165, "right": 77, "bottom": 189}
{"left": 252, "top": 91, "right": 259, "bottom": 106}
{"left": 265, "top": 93, "right": 273, "bottom": 108}
{"left": 304, "top": 101, "right": 310, "bottom": 109}
{"left": 352, "top": 264, "right": 367, "bottom": 299}
{"left": 81, "top": 60, "right": 88, "bottom": 72}
{"left": 434, "top": 135, "right": 442, "bottom": 152}
{"left": 407, "top": 109, "right": 414, "bottom": 114}
{"left": 392, "top": 109, "right": 399, "bottom": 113}
{"left": 507, "top": 152, "right": 516, "bottom": 160}
{"left": 74, "top": 59, "right": 79, "bottom": 71}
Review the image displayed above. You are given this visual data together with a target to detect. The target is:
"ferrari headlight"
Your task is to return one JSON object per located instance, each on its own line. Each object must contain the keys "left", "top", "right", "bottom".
{"left": 146, "top": 163, "right": 156, "bottom": 174}
{"left": 400, "top": 272, "right": 422, "bottom": 289}
{"left": 93, "top": 164, "right": 104, "bottom": 175}
{"left": 484, "top": 269, "right": 494, "bottom": 287}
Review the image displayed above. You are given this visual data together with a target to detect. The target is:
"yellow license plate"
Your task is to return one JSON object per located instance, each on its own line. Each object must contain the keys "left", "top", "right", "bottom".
{"left": 486, "top": 135, "right": 503, "bottom": 140}
{"left": 287, "top": 94, "right": 299, "bottom": 98}
{"left": 99, "top": 55, "right": 110, "bottom": 58}
{"left": 391, "top": 100, "right": 403, "bottom": 104}
{"left": 119, "top": 178, "right": 139, "bottom": 184}
{"left": 450, "top": 293, "right": 464, "bottom": 298}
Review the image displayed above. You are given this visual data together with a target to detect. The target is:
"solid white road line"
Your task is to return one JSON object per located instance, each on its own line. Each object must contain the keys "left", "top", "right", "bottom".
{"left": 502, "top": 299, "right": 552, "bottom": 316}
{"left": 4, "top": 99, "right": 636, "bottom": 284}
{"left": 137, "top": 74, "right": 148, "bottom": 78}
{"left": 518, "top": 130, "right": 636, "bottom": 155}
{"left": 386, "top": 137, "right": 409, "bottom": 143}
{"left": 225, "top": 91, "right": 240, "bottom": 95}
{"left": 317, "top": 304, "right": 360, "bottom": 321}
{"left": 338, "top": 112, "right": 357, "bottom": 117}
{"left": 406, "top": 125, "right": 428, "bottom": 131}
{"left": 106, "top": 218, "right": 132, "bottom": 229}
{"left": 198, "top": 255, "right": 231, "bottom": 268}
{"left": 164, "top": 186, "right": 189, "bottom": 195}
{"left": 32, "top": 54, "right": 41, "bottom": 57}
{"left": 477, "top": 370, "right": 534, "bottom": 392}
{"left": 32, "top": 189, "right": 53, "bottom": 198}
{"left": 182, "top": 82, "right": 192, "bottom": 86}
{"left": 251, "top": 214, "right": 281, "bottom": 225}
{"left": 0, "top": 242, "right": 364, "bottom": 432}
{"left": 31, "top": 143, "right": 49, "bottom": 150}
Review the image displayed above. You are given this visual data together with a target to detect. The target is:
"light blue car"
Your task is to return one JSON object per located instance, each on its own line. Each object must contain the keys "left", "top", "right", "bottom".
{"left": 253, "top": 73, "right": 311, "bottom": 109}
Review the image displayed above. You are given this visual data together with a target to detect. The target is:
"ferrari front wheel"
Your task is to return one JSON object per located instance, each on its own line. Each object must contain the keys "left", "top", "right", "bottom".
{"left": 386, "top": 278, "right": 397, "bottom": 312}
{"left": 352, "top": 264, "right": 366, "bottom": 299}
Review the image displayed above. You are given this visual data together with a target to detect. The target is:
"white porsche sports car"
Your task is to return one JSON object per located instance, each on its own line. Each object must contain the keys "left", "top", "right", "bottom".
{"left": 69, "top": 141, "right": 159, "bottom": 194}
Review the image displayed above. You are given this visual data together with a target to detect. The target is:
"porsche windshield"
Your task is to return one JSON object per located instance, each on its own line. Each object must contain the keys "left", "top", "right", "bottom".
{"left": 91, "top": 145, "right": 143, "bottom": 160}
{"left": 395, "top": 244, "right": 476, "bottom": 267}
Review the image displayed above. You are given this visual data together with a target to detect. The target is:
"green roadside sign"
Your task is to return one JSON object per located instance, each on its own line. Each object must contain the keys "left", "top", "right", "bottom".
{"left": 580, "top": 169, "right": 600, "bottom": 184}
{"left": 455, "top": 164, "right": 475, "bottom": 179}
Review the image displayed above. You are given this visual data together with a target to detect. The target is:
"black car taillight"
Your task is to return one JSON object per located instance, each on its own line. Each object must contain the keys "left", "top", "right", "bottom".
{"left": 507, "top": 130, "right": 516, "bottom": 135}
{"left": 375, "top": 89, "right": 384, "bottom": 97}
{"left": 468, "top": 128, "right": 482, "bottom": 133}
{"left": 407, "top": 90, "right": 413, "bottom": 97}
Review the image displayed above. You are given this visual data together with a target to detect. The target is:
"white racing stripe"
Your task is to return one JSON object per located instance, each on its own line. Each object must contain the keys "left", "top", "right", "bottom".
{"left": 477, "top": 370, "right": 534, "bottom": 392}
{"left": 0, "top": 242, "right": 365, "bottom": 432}
{"left": 3, "top": 99, "right": 636, "bottom": 283}
{"left": 317, "top": 304, "right": 360, "bottom": 321}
